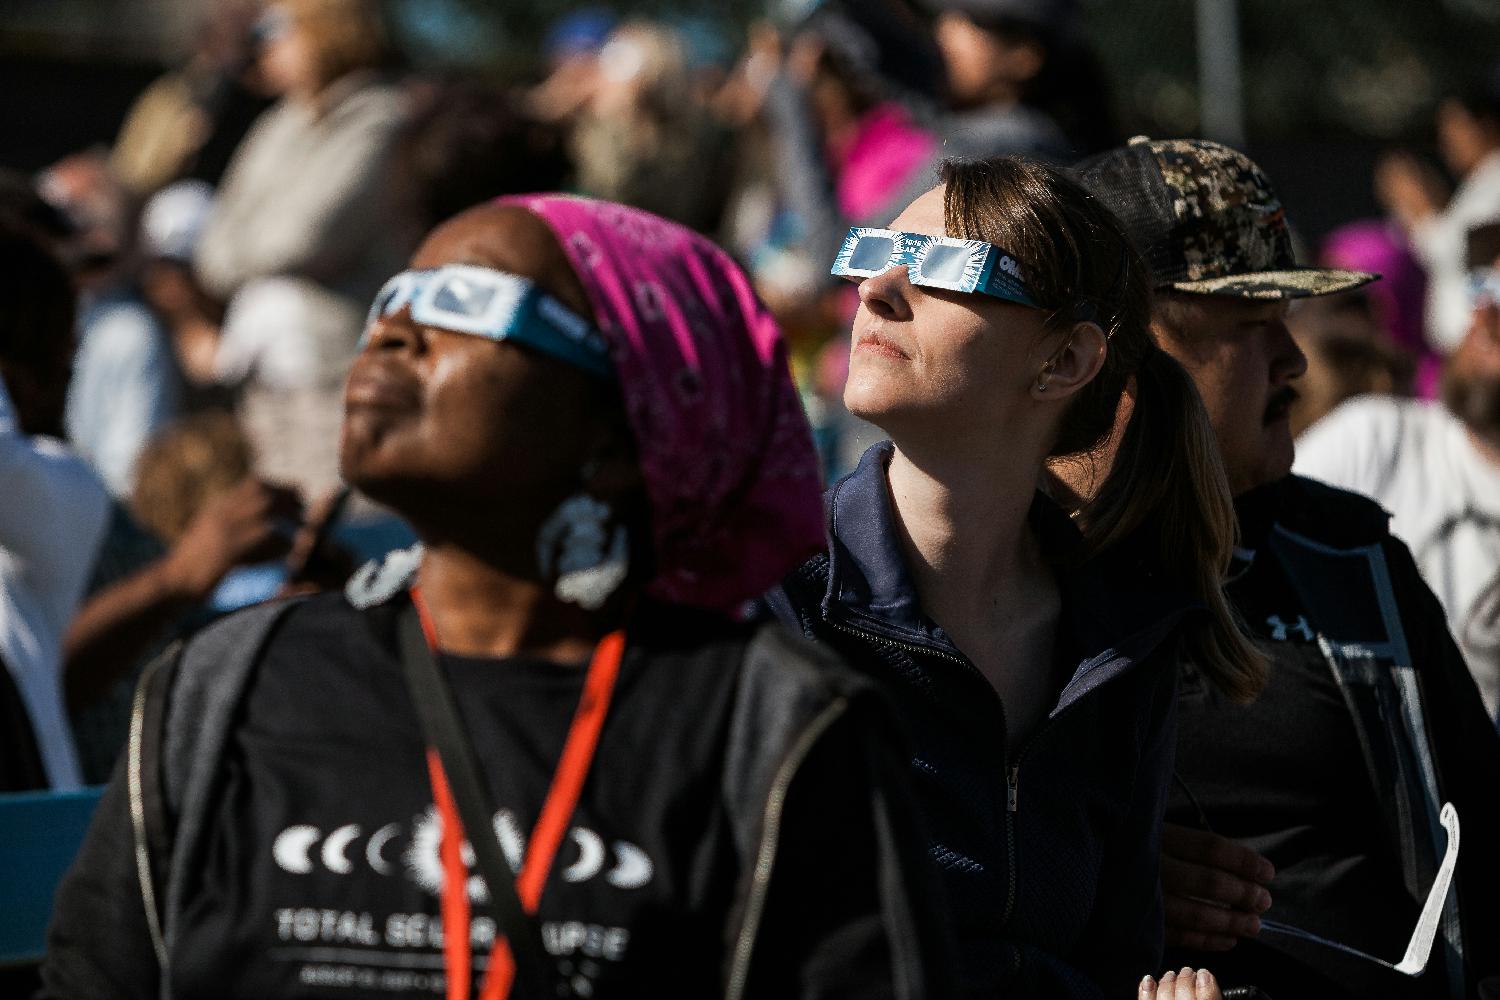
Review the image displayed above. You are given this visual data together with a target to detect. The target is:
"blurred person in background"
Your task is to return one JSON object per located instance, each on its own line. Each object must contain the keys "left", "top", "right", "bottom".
{"left": 723, "top": 0, "right": 947, "bottom": 476}
{"left": 921, "top": 0, "right": 1083, "bottom": 161}
{"left": 195, "top": 0, "right": 413, "bottom": 499}
{"left": 1285, "top": 290, "right": 1413, "bottom": 437}
{"left": 1297, "top": 221, "right": 1500, "bottom": 727}
{"left": 137, "top": 179, "right": 230, "bottom": 403}
{"left": 64, "top": 413, "right": 310, "bottom": 783}
{"left": 43, "top": 196, "right": 951, "bottom": 999}
{"left": 755, "top": 0, "right": 944, "bottom": 290}
{"left": 524, "top": 6, "right": 617, "bottom": 128}
{"left": 565, "top": 21, "right": 733, "bottom": 233}
{"left": 0, "top": 169, "right": 77, "bottom": 248}
{"left": 1320, "top": 219, "right": 1437, "bottom": 397}
{"left": 397, "top": 78, "right": 570, "bottom": 234}
{"left": 0, "top": 226, "right": 110, "bottom": 792}
{"left": 1378, "top": 81, "right": 1500, "bottom": 355}
{"left": 110, "top": 0, "right": 274, "bottom": 198}
{"left": 1077, "top": 138, "right": 1500, "bottom": 1000}
{"left": 40, "top": 152, "right": 185, "bottom": 500}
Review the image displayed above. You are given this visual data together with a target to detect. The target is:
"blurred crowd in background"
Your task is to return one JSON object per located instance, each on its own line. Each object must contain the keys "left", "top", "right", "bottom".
{"left": 2, "top": 0, "right": 1500, "bottom": 789}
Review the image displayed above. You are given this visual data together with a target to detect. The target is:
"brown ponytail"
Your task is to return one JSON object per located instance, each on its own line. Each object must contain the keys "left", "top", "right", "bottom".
{"left": 1081, "top": 348, "right": 1266, "bottom": 702}
{"left": 941, "top": 155, "right": 1266, "bottom": 702}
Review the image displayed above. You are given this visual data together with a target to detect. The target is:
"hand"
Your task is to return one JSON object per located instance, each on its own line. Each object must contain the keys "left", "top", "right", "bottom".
{"left": 786, "top": 31, "right": 826, "bottom": 87}
{"left": 1374, "top": 151, "right": 1448, "bottom": 232}
{"left": 714, "top": 22, "right": 785, "bottom": 124}
{"left": 161, "top": 478, "right": 302, "bottom": 601}
{"left": 1140, "top": 967, "right": 1222, "bottom": 1000}
{"left": 279, "top": 487, "right": 356, "bottom": 596}
{"left": 1161, "top": 823, "right": 1275, "bottom": 951}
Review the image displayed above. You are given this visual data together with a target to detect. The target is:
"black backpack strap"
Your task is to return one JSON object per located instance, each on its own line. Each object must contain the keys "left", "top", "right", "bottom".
{"left": 144, "top": 597, "right": 306, "bottom": 985}
{"left": 724, "top": 622, "right": 952, "bottom": 1000}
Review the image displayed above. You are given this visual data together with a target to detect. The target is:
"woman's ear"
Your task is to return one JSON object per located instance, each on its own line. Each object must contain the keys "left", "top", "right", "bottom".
{"left": 1032, "top": 321, "right": 1107, "bottom": 401}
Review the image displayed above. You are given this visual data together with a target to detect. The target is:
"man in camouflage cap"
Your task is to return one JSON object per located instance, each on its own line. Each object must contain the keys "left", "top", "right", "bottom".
{"left": 1073, "top": 138, "right": 1500, "bottom": 1000}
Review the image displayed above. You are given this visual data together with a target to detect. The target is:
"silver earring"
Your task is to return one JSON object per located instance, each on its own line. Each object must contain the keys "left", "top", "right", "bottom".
{"left": 1037, "top": 379, "right": 1049, "bottom": 392}
{"left": 536, "top": 494, "right": 630, "bottom": 611}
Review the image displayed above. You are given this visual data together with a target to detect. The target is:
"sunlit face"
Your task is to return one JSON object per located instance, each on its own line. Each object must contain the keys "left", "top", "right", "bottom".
{"left": 1153, "top": 295, "right": 1306, "bottom": 495}
{"left": 339, "top": 205, "right": 610, "bottom": 526}
{"left": 842, "top": 185, "right": 1052, "bottom": 438}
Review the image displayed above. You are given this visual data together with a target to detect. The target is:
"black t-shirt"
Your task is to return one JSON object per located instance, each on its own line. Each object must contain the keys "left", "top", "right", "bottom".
{"left": 40, "top": 592, "right": 907, "bottom": 1000}
{"left": 1169, "top": 540, "right": 1437, "bottom": 999}
{"left": 173, "top": 597, "right": 743, "bottom": 999}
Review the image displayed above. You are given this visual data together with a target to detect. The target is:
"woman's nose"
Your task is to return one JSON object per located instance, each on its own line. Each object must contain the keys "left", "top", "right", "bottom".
{"left": 362, "top": 307, "right": 422, "bottom": 352}
{"left": 857, "top": 266, "right": 914, "bottom": 321}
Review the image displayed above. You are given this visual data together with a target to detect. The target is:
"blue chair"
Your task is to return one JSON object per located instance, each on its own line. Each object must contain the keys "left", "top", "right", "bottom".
{"left": 0, "top": 787, "right": 104, "bottom": 965}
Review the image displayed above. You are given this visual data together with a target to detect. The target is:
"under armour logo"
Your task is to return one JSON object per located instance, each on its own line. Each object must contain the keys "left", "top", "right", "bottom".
{"left": 1266, "top": 614, "right": 1314, "bottom": 642}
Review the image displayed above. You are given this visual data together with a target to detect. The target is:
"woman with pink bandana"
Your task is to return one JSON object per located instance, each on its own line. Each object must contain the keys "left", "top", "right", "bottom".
{"left": 41, "top": 198, "right": 951, "bottom": 1000}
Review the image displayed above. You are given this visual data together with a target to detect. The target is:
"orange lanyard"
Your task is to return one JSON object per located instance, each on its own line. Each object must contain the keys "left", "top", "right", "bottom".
{"left": 410, "top": 587, "right": 626, "bottom": 1000}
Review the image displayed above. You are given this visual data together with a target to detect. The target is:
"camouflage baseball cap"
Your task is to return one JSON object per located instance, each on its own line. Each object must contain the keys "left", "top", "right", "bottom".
{"left": 1073, "top": 137, "right": 1378, "bottom": 299}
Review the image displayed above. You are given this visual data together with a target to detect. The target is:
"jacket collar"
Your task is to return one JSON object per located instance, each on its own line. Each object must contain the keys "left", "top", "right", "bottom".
{"left": 1236, "top": 475, "right": 1392, "bottom": 554}
{"left": 822, "top": 442, "right": 1200, "bottom": 713}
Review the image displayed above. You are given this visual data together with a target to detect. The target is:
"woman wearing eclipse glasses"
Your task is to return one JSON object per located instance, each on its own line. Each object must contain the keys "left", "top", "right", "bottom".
{"left": 764, "top": 156, "right": 1266, "bottom": 999}
{"left": 41, "top": 197, "right": 954, "bottom": 999}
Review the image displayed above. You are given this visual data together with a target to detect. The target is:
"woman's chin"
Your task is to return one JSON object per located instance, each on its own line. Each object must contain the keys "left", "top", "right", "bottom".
{"left": 843, "top": 383, "right": 920, "bottom": 431}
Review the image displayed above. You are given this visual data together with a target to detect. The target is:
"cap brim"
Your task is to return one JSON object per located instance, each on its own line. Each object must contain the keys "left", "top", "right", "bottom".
{"left": 1165, "top": 267, "right": 1378, "bottom": 299}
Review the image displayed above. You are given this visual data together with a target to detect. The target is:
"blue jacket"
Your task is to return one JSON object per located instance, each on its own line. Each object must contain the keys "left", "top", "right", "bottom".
{"left": 765, "top": 442, "right": 1198, "bottom": 998}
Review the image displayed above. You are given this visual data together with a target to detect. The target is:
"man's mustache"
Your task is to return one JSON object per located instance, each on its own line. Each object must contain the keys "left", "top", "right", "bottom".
{"left": 1264, "top": 385, "right": 1299, "bottom": 423}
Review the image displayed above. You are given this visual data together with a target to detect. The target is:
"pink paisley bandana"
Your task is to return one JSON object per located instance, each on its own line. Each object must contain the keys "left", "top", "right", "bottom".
{"left": 501, "top": 195, "right": 825, "bottom": 614}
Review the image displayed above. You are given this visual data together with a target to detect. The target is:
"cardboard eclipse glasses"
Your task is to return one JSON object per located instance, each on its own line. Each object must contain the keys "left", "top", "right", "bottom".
{"left": 831, "top": 227, "right": 1039, "bottom": 308}
{"left": 362, "top": 264, "right": 612, "bottom": 379}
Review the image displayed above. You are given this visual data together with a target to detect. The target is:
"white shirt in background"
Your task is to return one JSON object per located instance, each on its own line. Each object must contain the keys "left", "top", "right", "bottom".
{"left": 1409, "top": 151, "right": 1500, "bottom": 354}
{"left": 0, "top": 378, "right": 110, "bottom": 789}
{"left": 1295, "top": 395, "right": 1500, "bottom": 719}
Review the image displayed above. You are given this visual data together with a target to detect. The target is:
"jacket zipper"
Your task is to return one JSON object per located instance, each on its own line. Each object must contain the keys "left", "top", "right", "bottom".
{"left": 828, "top": 618, "right": 1028, "bottom": 925}
{"left": 827, "top": 617, "right": 970, "bottom": 667}
{"left": 997, "top": 693, "right": 1099, "bottom": 930}
{"left": 724, "top": 697, "right": 849, "bottom": 1000}
{"left": 827, "top": 616, "right": 1098, "bottom": 929}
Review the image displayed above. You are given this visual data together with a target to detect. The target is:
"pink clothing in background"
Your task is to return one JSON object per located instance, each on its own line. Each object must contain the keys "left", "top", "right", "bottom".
{"left": 836, "top": 103, "right": 939, "bottom": 221}
{"left": 504, "top": 195, "right": 826, "bottom": 614}
{"left": 1322, "top": 221, "right": 1441, "bottom": 398}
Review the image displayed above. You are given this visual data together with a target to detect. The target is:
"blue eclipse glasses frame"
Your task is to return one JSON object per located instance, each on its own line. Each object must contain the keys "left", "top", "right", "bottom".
{"left": 830, "top": 227, "right": 1039, "bottom": 308}
{"left": 362, "top": 264, "right": 612, "bottom": 379}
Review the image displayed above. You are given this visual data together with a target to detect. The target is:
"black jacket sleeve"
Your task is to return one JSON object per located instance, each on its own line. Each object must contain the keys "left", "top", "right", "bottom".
{"left": 37, "top": 751, "right": 161, "bottom": 1000}
{"left": 38, "top": 647, "right": 178, "bottom": 1000}
{"left": 1386, "top": 535, "right": 1500, "bottom": 994}
{"left": 740, "top": 698, "right": 958, "bottom": 1000}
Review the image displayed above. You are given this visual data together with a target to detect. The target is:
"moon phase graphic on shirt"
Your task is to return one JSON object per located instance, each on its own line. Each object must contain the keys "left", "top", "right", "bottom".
{"left": 271, "top": 809, "right": 654, "bottom": 892}
{"left": 321, "top": 825, "right": 361, "bottom": 874}
{"left": 366, "top": 823, "right": 399, "bottom": 874}
{"left": 272, "top": 825, "right": 321, "bottom": 874}
{"left": 562, "top": 829, "right": 606, "bottom": 882}
{"left": 607, "top": 842, "right": 653, "bottom": 889}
